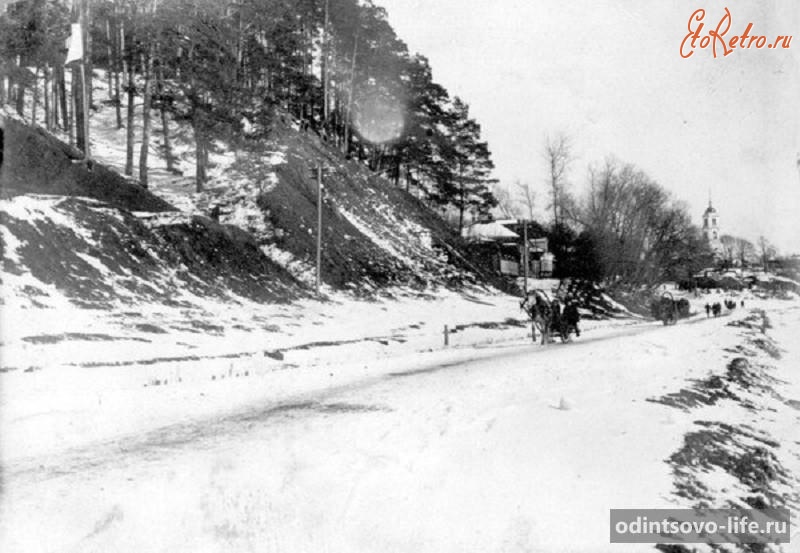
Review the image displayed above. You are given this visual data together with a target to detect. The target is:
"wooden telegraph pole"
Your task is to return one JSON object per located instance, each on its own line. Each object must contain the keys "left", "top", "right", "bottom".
{"left": 522, "top": 219, "right": 529, "bottom": 297}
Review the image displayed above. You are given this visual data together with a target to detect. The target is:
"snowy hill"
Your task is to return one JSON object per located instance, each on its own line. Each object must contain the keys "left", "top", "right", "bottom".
{"left": 1, "top": 109, "right": 174, "bottom": 213}
{"left": 0, "top": 91, "right": 507, "bottom": 363}
{"left": 60, "top": 89, "right": 490, "bottom": 293}
{"left": 0, "top": 95, "right": 519, "bottom": 376}
{"left": 1, "top": 195, "right": 302, "bottom": 308}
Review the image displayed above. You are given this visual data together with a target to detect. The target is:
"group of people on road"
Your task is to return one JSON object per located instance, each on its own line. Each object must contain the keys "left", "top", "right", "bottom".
{"left": 704, "top": 298, "right": 745, "bottom": 318}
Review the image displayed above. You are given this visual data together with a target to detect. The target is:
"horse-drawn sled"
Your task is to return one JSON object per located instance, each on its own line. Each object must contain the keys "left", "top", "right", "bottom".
{"left": 520, "top": 289, "right": 581, "bottom": 345}
{"left": 650, "top": 291, "right": 690, "bottom": 325}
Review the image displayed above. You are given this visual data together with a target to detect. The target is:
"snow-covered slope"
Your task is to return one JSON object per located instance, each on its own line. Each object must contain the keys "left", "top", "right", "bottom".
{"left": 1, "top": 108, "right": 175, "bottom": 213}
{"left": 66, "top": 77, "right": 491, "bottom": 292}
{"left": 1, "top": 194, "right": 301, "bottom": 307}
{"left": 1, "top": 78, "right": 510, "bottom": 378}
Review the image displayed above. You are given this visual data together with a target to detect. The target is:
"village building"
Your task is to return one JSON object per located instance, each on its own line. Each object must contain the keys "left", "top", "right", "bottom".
{"left": 461, "top": 219, "right": 554, "bottom": 278}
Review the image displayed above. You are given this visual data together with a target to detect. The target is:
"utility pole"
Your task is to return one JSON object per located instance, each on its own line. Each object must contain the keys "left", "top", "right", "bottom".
{"left": 522, "top": 219, "right": 529, "bottom": 297}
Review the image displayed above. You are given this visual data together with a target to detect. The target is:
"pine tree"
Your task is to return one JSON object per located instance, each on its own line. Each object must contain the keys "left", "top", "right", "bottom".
{"left": 442, "top": 98, "right": 498, "bottom": 233}
{"left": 394, "top": 54, "right": 450, "bottom": 195}
{"left": 159, "top": 0, "right": 242, "bottom": 190}
{"left": 0, "top": 0, "right": 69, "bottom": 121}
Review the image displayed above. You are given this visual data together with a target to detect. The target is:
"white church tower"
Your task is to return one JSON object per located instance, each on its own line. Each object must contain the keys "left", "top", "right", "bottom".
{"left": 702, "top": 199, "right": 723, "bottom": 254}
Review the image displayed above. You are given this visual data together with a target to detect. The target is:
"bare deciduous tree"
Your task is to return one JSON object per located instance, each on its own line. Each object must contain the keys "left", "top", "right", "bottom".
{"left": 492, "top": 183, "right": 517, "bottom": 219}
{"left": 758, "top": 236, "right": 777, "bottom": 272}
{"left": 720, "top": 234, "right": 756, "bottom": 267}
{"left": 736, "top": 237, "right": 757, "bottom": 266}
{"left": 515, "top": 179, "right": 536, "bottom": 220}
{"left": 580, "top": 157, "right": 710, "bottom": 284}
{"left": 544, "top": 133, "right": 572, "bottom": 227}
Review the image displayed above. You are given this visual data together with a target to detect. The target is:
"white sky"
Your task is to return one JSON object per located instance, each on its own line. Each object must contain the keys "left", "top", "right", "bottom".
{"left": 377, "top": 0, "right": 800, "bottom": 253}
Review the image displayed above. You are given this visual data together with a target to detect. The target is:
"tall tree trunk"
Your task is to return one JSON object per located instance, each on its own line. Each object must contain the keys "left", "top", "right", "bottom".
{"left": 43, "top": 65, "right": 51, "bottom": 131}
{"left": 161, "top": 105, "right": 175, "bottom": 173}
{"left": 31, "top": 66, "right": 40, "bottom": 125}
{"left": 138, "top": 46, "right": 154, "bottom": 187}
{"left": 235, "top": 7, "right": 243, "bottom": 87}
{"left": 344, "top": 29, "right": 358, "bottom": 155}
{"left": 68, "top": 0, "right": 91, "bottom": 155}
{"left": 14, "top": 83, "right": 25, "bottom": 117}
{"left": 105, "top": 19, "right": 114, "bottom": 101}
{"left": 14, "top": 56, "right": 24, "bottom": 117}
{"left": 157, "top": 65, "right": 176, "bottom": 173}
{"left": 322, "top": 0, "right": 329, "bottom": 123}
{"left": 73, "top": 65, "right": 86, "bottom": 153}
{"left": 49, "top": 66, "right": 58, "bottom": 130}
{"left": 124, "top": 32, "right": 136, "bottom": 176}
{"left": 67, "top": 71, "right": 75, "bottom": 146}
{"left": 113, "top": 21, "right": 123, "bottom": 129}
{"left": 57, "top": 65, "right": 69, "bottom": 132}
{"left": 195, "top": 132, "right": 207, "bottom": 192}
{"left": 458, "top": 169, "right": 465, "bottom": 234}
{"left": 40, "top": 0, "right": 48, "bottom": 128}
{"left": 83, "top": 0, "right": 93, "bottom": 111}
{"left": 393, "top": 153, "right": 401, "bottom": 187}
{"left": 193, "top": 108, "right": 206, "bottom": 191}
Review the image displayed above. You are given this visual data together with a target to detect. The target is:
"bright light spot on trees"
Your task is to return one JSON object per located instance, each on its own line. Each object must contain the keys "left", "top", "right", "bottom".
{"left": 352, "top": 93, "right": 405, "bottom": 145}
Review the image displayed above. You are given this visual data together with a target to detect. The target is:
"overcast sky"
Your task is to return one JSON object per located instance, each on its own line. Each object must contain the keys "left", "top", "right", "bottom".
{"left": 377, "top": 0, "right": 800, "bottom": 253}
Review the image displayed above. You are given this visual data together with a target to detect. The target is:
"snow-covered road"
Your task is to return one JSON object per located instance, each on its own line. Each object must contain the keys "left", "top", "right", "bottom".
{"left": 2, "top": 302, "right": 799, "bottom": 553}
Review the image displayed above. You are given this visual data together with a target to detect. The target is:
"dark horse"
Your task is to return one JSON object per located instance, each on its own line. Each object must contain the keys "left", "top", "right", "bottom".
{"left": 520, "top": 290, "right": 554, "bottom": 345}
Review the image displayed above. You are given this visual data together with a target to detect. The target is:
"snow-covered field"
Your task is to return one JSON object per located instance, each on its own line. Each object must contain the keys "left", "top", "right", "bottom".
{"left": 0, "top": 278, "right": 634, "bottom": 462}
{"left": 2, "top": 295, "right": 799, "bottom": 553}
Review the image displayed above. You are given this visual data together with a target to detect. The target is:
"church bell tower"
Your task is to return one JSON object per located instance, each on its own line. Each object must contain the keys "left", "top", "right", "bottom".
{"left": 702, "top": 199, "right": 722, "bottom": 253}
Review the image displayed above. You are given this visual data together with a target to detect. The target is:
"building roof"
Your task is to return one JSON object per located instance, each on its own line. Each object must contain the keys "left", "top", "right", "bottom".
{"left": 461, "top": 221, "right": 519, "bottom": 241}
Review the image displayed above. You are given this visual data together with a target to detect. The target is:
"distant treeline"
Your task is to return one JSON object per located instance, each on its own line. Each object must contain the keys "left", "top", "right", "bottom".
{"left": 518, "top": 155, "right": 719, "bottom": 287}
